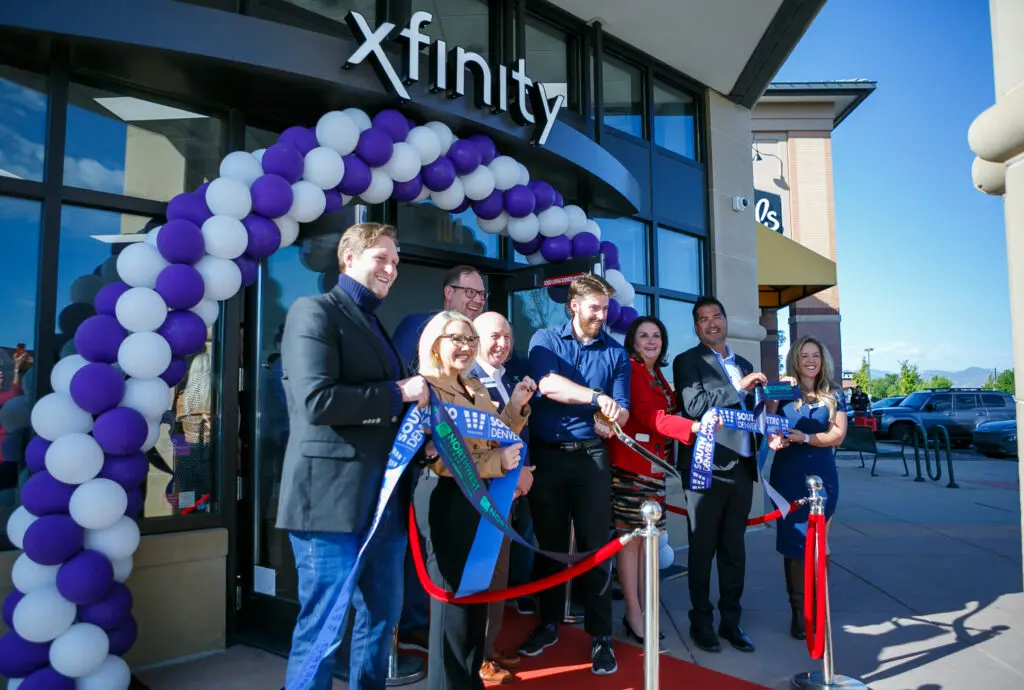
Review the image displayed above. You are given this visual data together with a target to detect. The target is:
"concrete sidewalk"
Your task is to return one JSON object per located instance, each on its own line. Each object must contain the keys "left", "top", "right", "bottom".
{"left": 133, "top": 451, "right": 1024, "bottom": 690}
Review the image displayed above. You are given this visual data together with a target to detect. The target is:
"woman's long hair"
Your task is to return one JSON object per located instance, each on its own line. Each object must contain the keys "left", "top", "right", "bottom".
{"left": 417, "top": 311, "right": 479, "bottom": 378}
{"left": 785, "top": 336, "right": 839, "bottom": 422}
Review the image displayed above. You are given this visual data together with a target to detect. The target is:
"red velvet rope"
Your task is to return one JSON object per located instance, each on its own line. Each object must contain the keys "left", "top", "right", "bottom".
{"left": 664, "top": 499, "right": 802, "bottom": 526}
{"left": 408, "top": 507, "right": 629, "bottom": 605}
{"left": 803, "top": 513, "right": 827, "bottom": 659}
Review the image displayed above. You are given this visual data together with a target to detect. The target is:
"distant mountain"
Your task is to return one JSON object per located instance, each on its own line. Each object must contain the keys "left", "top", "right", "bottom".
{"left": 921, "top": 367, "right": 994, "bottom": 388}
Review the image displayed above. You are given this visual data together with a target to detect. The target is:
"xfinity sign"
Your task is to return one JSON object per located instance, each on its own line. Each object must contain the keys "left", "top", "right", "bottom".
{"left": 344, "top": 11, "right": 565, "bottom": 146}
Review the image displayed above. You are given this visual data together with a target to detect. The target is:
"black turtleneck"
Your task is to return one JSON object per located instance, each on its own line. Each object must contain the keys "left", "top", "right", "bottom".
{"left": 337, "top": 274, "right": 403, "bottom": 415}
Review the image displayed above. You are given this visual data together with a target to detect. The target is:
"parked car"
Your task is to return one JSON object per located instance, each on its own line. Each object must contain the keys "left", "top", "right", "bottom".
{"left": 876, "top": 388, "right": 1016, "bottom": 445}
{"left": 870, "top": 396, "right": 904, "bottom": 410}
{"left": 973, "top": 419, "right": 1018, "bottom": 458}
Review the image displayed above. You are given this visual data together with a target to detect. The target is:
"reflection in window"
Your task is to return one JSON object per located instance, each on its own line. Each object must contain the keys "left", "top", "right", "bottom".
{"left": 397, "top": 201, "right": 499, "bottom": 258}
{"left": 657, "top": 227, "right": 702, "bottom": 295}
{"left": 283, "top": 0, "right": 375, "bottom": 23}
{"left": 603, "top": 55, "right": 644, "bottom": 139}
{"left": 653, "top": 81, "right": 697, "bottom": 159}
{"left": 595, "top": 216, "right": 648, "bottom": 283}
{"left": 0, "top": 66, "right": 47, "bottom": 182}
{"left": 511, "top": 288, "right": 569, "bottom": 362}
{"left": 65, "top": 82, "right": 223, "bottom": 202}
{"left": 0, "top": 197, "right": 42, "bottom": 546}
{"left": 526, "top": 16, "right": 575, "bottom": 112}
{"left": 659, "top": 298, "right": 699, "bottom": 386}
{"left": 413, "top": 0, "right": 490, "bottom": 57}
{"left": 55, "top": 205, "right": 218, "bottom": 519}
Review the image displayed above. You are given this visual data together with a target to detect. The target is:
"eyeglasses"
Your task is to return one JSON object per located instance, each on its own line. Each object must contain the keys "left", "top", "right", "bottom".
{"left": 439, "top": 334, "right": 480, "bottom": 347}
{"left": 447, "top": 285, "right": 489, "bottom": 300}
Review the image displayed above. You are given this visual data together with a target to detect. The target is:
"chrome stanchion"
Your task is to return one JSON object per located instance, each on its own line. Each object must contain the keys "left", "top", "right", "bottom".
{"left": 792, "top": 476, "right": 867, "bottom": 690}
{"left": 563, "top": 521, "right": 584, "bottom": 624}
{"left": 641, "top": 500, "right": 662, "bottom": 690}
{"left": 386, "top": 627, "right": 425, "bottom": 686}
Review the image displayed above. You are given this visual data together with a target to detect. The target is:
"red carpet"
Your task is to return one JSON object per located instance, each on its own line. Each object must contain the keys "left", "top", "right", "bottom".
{"left": 491, "top": 611, "right": 769, "bottom": 690}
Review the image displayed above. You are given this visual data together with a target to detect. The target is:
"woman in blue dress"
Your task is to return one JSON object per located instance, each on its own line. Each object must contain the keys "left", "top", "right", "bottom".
{"left": 766, "top": 335, "right": 848, "bottom": 640}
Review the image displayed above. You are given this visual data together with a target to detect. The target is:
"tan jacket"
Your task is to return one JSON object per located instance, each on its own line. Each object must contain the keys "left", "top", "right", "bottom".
{"left": 426, "top": 375, "right": 530, "bottom": 479}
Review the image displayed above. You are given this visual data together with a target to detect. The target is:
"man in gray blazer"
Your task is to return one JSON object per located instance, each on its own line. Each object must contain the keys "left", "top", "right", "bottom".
{"left": 277, "top": 222, "right": 428, "bottom": 690}
{"left": 673, "top": 297, "right": 766, "bottom": 655}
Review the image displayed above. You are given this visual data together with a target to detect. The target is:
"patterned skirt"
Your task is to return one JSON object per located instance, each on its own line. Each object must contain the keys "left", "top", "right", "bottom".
{"left": 611, "top": 465, "right": 667, "bottom": 532}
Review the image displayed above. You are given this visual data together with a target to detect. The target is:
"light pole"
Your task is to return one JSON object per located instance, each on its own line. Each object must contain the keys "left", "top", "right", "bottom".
{"left": 864, "top": 348, "right": 874, "bottom": 396}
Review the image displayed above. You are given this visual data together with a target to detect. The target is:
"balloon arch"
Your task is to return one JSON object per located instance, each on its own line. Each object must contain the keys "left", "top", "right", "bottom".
{"left": 0, "top": 107, "right": 640, "bottom": 687}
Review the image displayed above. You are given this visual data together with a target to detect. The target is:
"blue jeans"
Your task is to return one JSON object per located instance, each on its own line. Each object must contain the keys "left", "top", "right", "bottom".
{"left": 286, "top": 524, "right": 406, "bottom": 690}
{"left": 400, "top": 550, "right": 430, "bottom": 632}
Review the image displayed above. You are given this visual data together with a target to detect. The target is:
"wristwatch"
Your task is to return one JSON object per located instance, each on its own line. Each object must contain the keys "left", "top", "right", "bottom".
{"left": 590, "top": 389, "right": 602, "bottom": 407}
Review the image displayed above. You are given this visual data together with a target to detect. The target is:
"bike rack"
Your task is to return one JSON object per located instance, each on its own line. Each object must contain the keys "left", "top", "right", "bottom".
{"left": 910, "top": 423, "right": 959, "bottom": 489}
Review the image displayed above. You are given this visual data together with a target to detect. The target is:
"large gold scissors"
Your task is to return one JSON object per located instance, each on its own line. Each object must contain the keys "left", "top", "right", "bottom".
{"left": 595, "top": 413, "right": 681, "bottom": 479}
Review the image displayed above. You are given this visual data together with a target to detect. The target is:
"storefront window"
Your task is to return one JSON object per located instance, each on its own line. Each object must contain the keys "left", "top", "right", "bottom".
{"left": 64, "top": 82, "right": 223, "bottom": 202}
{"left": 658, "top": 297, "right": 699, "bottom": 386}
{"left": 657, "top": 227, "right": 702, "bottom": 295}
{"left": 282, "top": 0, "right": 375, "bottom": 23}
{"left": 602, "top": 55, "right": 644, "bottom": 139}
{"left": 0, "top": 66, "right": 47, "bottom": 182}
{"left": 413, "top": 0, "right": 490, "bottom": 57}
{"left": 653, "top": 81, "right": 697, "bottom": 160}
{"left": 526, "top": 16, "right": 575, "bottom": 112}
{"left": 397, "top": 201, "right": 499, "bottom": 258}
{"left": 54, "top": 205, "right": 218, "bottom": 519}
{"left": 594, "top": 216, "right": 649, "bottom": 283}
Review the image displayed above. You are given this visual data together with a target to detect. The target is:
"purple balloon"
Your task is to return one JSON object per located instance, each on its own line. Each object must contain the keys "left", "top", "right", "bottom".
{"left": 547, "top": 285, "right": 569, "bottom": 303}
{"left": 392, "top": 174, "right": 424, "bottom": 202}
{"left": 468, "top": 134, "right": 497, "bottom": 165}
{"left": 57, "top": 549, "right": 115, "bottom": 606}
{"left": 553, "top": 190, "right": 564, "bottom": 207}
{"left": 21, "top": 471, "right": 76, "bottom": 516}
{"left": 0, "top": 632, "right": 51, "bottom": 679}
{"left": 74, "top": 315, "right": 127, "bottom": 364}
{"left": 571, "top": 231, "right": 600, "bottom": 259}
{"left": 540, "top": 235, "right": 572, "bottom": 262}
{"left": 25, "top": 436, "right": 50, "bottom": 474}
{"left": 161, "top": 357, "right": 188, "bottom": 387}
{"left": 69, "top": 363, "right": 125, "bottom": 415}
{"left": 528, "top": 181, "right": 556, "bottom": 213}
{"left": 599, "top": 240, "right": 619, "bottom": 267}
{"left": 155, "top": 264, "right": 205, "bottom": 311}
{"left": 447, "top": 139, "right": 482, "bottom": 175}
{"left": 21, "top": 666, "right": 75, "bottom": 690}
{"left": 157, "top": 218, "right": 205, "bottom": 265}
{"left": 242, "top": 215, "right": 282, "bottom": 260}
{"left": 166, "top": 192, "right": 212, "bottom": 227}
{"left": 453, "top": 197, "right": 472, "bottom": 214}
{"left": 125, "top": 487, "right": 143, "bottom": 517}
{"left": 607, "top": 298, "right": 621, "bottom": 328}
{"left": 617, "top": 306, "right": 639, "bottom": 330}
{"left": 93, "top": 407, "right": 148, "bottom": 456}
{"left": 372, "top": 109, "right": 411, "bottom": 142}
{"left": 406, "top": 116, "right": 418, "bottom": 130}
{"left": 23, "top": 515, "right": 83, "bottom": 566}
{"left": 78, "top": 581, "right": 133, "bottom": 631}
{"left": 250, "top": 174, "right": 294, "bottom": 219}
{"left": 158, "top": 310, "right": 208, "bottom": 357}
{"left": 606, "top": 260, "right": 622, "bottom": 272}
{"left": 108, "top": 615, "right": 138, "bottom": 656}
{"left": 99, "top": 452, "right": 149, "bottom": 489}
{"left": 422, "top": 156, "right": 456, "bottom": 192}
{"left": 262, "top": 143, "right": 305, "bottom": 183}
{"left": 196, "top": 181, "right": 211, "bottom": 195}
{"left": 94, "top": 281, "right": 130, "bottom": 317}
{"left": 278, "top": 125, "right": 318, "bottom": 156}
{"left": 356, "top": 127, "right": 394, "bottom": 168}
{"left": 504, "top": 185, "right": 536, "bottom": 218}
{"left": 338, "top": 155, "right": 372, "bottom": 196}
{"left": 513, "top": 236, "right": 544, "bottom": 256}
{"left": 2, "top": 590, "right": 22, "bottom": 629}
{"left": 323, "top": 189, "right": 342, "bottom": 213}
{"left": 471, "top": 189, "right": 504, "bottom": 220}
{"left": 235, "top": 254, "right": 259, "bottom": 287}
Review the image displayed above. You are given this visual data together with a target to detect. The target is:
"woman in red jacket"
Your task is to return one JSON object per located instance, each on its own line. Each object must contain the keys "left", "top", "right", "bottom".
{"left": 605, "top": 316, "right": 704, "bottom": 643}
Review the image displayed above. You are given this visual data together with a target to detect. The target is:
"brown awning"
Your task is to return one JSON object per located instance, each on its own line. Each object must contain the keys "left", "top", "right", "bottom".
{"left": 756, "top": 223, "right": 837, "bottom": 309}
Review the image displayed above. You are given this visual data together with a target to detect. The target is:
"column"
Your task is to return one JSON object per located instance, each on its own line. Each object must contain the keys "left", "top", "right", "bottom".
{"left": 760, "top": 308, "right": 779, "bottom": 377}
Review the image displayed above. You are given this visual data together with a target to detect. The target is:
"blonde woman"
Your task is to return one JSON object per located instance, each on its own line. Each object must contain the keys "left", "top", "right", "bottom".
{"left": 413, "top": 311, "right": 535, "bottom": 690}
{"left": 766, "top": 336, "right": 848, "bottom": 640}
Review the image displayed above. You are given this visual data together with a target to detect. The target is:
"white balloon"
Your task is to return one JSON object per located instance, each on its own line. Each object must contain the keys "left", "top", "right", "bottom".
{"left": 316, "top": 111, "right": 360, "bottom": 156}
{"left": 659, "top": 543, "right": 675, "bottom": 569}
{"left": 431, "top": 178, "right": 465, "bottom": 211}
{"left": 84, "top": 517, "right": 141, "bottom": 562}
{"left": 461, "top": 166, "right": 496, "bottom": 201}
{"left": 7, "top": 506, "right": 38, "bottom": 550}
{"left": 205, "top": 177, "right": 252, "bottom": 220}
{"left": 424, "top": 121, "right": 455, "bottom": 155}
{"left": 252, "top": 149, "right": 266, "bottom": 164}
{"left": 584, "top": 218, "right": 602, "bottom": 240}
{"left": 525, "top": 251, "right": 546, "bottom": 265}
{"left": 219, "top": 151, "right": 263, "bottom": 185}
{"left": 303, "top": 146, "right": 346, "bottom": 189}
{"left": 49, "top": 623, "right": 109, "bottom": 678}
{"left": 341, "top": 194, "right": 354, "bottom": 206}
{"left": 507, "top": 214, "right": 540, "bottom": 243}
{"left": 8, "top": 678, "right": 21, "bottom": 689}
{"left": 412, "top": 186, "right": 432, "bottom": 204}
{"left": 0, "top": 395, "right": 30, "bottom": 433}
{"left": 111, "top": 556, "right": 133, "bottom": 583}
{"left": 196, "top": 255, "right": 243, "bottom": 302}
{"left": 275, "top": 215, "right": 300, "bottom": 248}
{"left": 115, "top": 287, "right": 167, "bottom": 333}
{"left": 76, "top": 654, "right": 132, "bottom": 690}
{"left": 489, "top": 156, "right": 520, "bottom": 191}
{"left": 121, "top": 378, "right": 171, "bottom": 421}
{"left": 343, "top": 107, "right": 373, "bottom": 132}
{"left": 605, "top": 268, "right": 636, "bottom": 305}
{"left": 116, "top": 243, "right": 169, "bottom": 289}
{"left": 70, "top": 479, "right": 129, "bottom": 531}
{"left": 46, "top": 432, "right": 104, "bottom": 485}
{"left": 360, "top": 168, "right": 394, "bottom": 205}
{"left": 563, "top": 205, "right": 589, "bottom": 238}
{"left": 70, "top": 275, "right": 104, "bottom": 306}
{"left": 118, "top": 331, "right": 173, "bottom": 381}
{"left": 13, "top": 586, "right": 76, "bottom": 643}
{"left": 287, "top": 180, "right": 327, "bottom": 223}
{"left": 31, "top": 393, "right": 93, "bottom": 441}
{"left": 141, "top": 419, "right": 160, "bottom": 453}
{"left": 537, "top": 206, "right": 569, "bottom": 238}
{"left": 11, "top": 554, "right": 59, "bottom": 593}
{"left": 50, "top": 354, "right": 89, "bottom": 395}
{"left": 191, "top": 298, "right": 220, "bottom": 327}
{"left": 517, "top": 162, "right": 530, "bottom": 186}
{"left": 201, "top": 215, "right": 249, "bottom": 260}
{"left": 143, "top": 226, "right": 161, "bottom": 247}
{"left": 383, "top": 142, "right": 421, "bottom": 183}
{"left": 406, "top": 126, "right": 442, "bottom": 166}
{"left": 477, "top": 212, "right": 508, "bottom": 234}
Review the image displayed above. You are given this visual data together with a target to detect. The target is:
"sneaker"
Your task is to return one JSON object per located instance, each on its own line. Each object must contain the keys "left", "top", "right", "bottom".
{"left": 591, "top": 637, "right": 618, "bottom": 675}
{"left": 518, "top": 623, "right": 558, "bottom": 657}
{"left": 397, "top": 628, "right": 429, "bottom": 653}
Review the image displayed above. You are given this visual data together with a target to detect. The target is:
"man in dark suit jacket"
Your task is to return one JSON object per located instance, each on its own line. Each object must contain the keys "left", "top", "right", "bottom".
{"left": 673, "top": 297, "right": 766, "bottom": 655}
{"left": 277, "top": 223, "right": 428, "bottom": 690}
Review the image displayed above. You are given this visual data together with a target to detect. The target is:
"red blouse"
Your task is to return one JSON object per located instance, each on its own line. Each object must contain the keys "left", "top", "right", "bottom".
{"left": 609, "top": 359, "right": 698, "bottom": 477}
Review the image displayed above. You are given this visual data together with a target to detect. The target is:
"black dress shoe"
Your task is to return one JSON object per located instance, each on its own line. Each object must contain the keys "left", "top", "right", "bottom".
{"left": 719, "top": 627, "right": 756, "bottom": 652}
{"left": 622, "top": 616, "right": 665, "bottom": 644}
{"left": 689, "top": 626, "right": 721, "bottom": 652}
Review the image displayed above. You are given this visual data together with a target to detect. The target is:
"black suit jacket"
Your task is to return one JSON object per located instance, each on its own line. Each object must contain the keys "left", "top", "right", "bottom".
{"left": 276, "top": 286, "right": 410, "bottom": 534}
{"left": 673, "top": 344, "right": 759, "bottom": 483}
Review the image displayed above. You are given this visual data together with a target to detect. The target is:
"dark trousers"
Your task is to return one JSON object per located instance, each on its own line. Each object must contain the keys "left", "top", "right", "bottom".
{"left": 529, "top": 442, "right": 613, "bottom": 638}
{"left": 683, "top": 465, "right": 754, "bottom": 632}
{"left": 508, "top": 497, "right": 535, "bottom": 587}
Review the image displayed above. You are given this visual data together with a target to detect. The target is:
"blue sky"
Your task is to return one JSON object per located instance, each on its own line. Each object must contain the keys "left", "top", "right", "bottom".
{"left": 774, "top": 0, "right": 1010, "bottom": 374}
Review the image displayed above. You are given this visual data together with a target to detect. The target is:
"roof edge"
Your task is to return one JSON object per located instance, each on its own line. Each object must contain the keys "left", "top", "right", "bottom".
{"left": 762, "top": 80, "right": 878, "bottom": 126}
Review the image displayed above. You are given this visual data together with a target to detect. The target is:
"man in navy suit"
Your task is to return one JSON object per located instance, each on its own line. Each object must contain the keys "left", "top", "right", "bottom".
{"left": 469, "top": 312, "right": 536, "bottom": 684}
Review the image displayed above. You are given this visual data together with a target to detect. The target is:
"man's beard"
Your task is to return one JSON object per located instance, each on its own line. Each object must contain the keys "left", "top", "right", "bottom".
{"left": 581, "top": 318, "right": 604, "bottom": 337}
